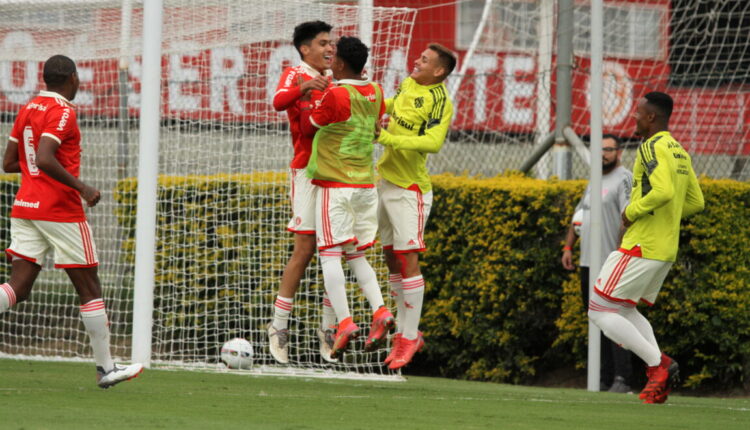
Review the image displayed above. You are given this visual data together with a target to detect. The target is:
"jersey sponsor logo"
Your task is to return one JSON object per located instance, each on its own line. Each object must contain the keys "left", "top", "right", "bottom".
{"left": 14, "top": 199, "right": 40, "bottom": 208}
{"left": 57, "top": 108, "right": 70, "bottom": 131}
{"left": 26, "top": 102, "right": 47, "bottom": 112}
{"left": 390, "top": 111, "right": 414, "bottom": 131}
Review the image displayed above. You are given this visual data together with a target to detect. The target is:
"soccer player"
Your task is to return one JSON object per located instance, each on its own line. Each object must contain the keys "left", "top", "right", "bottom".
{"left": 375, "top": 44, "right": 457, "bottom": 370}
{"left": 587, "top": 92, "right": 704, "bottom": 404}
{"left": 269, "top": 20, "right": 337, "bottom": 364}
{"left": 561, "top": 135, "right": 634, "bottom": 393}
{"left": 0, "top": 55, "right": 143, "bottom": 388}
{"left": 303, "top": 36, "right": 393, "bottom": 359}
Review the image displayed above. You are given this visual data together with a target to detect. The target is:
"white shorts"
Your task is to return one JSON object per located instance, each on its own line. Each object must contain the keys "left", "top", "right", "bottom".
{"left": 378, "top": 179, "right": 432, "bottom": 253}
{"left": 286, "top": 168, "right": 316, "bottom": 235}
{"left": 7, "top": 218, "right": 99, "bottom": 268}
{"left": 594, "top": 249, "right": 672, "bottom": 306}
{"left": 316, "top": 186, "right": 378, "bottom": 252}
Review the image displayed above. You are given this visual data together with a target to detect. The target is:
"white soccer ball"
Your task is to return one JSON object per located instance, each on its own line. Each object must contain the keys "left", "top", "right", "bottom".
{"left": 220, "top": 338, "right": 254, "bottom": 369}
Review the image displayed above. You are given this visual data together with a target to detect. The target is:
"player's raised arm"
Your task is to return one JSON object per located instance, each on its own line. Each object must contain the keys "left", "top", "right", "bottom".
{"left": 377, "top": 100, "right": 452, "bottom": 154}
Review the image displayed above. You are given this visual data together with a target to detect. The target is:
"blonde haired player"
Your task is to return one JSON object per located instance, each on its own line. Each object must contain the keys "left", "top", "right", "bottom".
{"left": 1, "top": 55, "right": 143, "bottom": 388}
{"left": 376, "top": 44, "right": 456, "bottom": 370}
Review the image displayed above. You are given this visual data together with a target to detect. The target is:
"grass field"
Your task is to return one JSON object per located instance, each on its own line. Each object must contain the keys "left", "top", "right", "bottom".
{"left": 0, "top": 359, "right": 747, "bottom": 430}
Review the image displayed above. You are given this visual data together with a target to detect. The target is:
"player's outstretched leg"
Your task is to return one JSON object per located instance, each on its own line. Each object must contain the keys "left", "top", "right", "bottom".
{"left": 68, "top": 267, "right": 143, "bottom": 388}
{"left": 267, "top": 233, "right": 316, "bottom": 364}
{"left": 345, "top": 251, "right": 394, "bottom": 351}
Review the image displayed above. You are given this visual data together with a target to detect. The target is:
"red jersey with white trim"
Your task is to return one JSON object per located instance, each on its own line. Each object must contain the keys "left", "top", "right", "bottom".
{"left": 309, "top": 80, "right": 387, "bottom": 131}
{"left": 272, "top": 62, "right": 332, "bottom": 169}
{"left": 8, "top": 91, "right": 85, "bottom": 222}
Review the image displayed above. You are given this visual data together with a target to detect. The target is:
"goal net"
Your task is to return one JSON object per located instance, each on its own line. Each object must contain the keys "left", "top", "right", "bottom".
{"left": 0, "top": 0, "right": 416, "bottom": 379}
{"left": 399, "top": 0, "right": 750, "bottom": 180}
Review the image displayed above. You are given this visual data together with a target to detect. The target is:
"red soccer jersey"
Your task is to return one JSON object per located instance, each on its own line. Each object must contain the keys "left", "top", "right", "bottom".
{"left": 273, "top": 62, "right": 332, "bottom": 169}
{"left": 8, "top": 91, "right": 85, "bottom": 222}
{"left": 308, "top": 79, "right": 387, "bottom": 131}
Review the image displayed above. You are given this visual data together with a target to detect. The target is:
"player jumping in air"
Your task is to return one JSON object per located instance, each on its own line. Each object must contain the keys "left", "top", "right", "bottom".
{"left": 587, "top": 92, "right": 704, "bottom": 404}
{"left": 376, "top": 44, "right": 457, "bottom": 370}
{"left": 269, "top": 20, "right": 338, "bottom": 364}
{"left": 303, "top": 36, "right": 393, "bottom": 359}
{"left": 1, "top": 55, "right": 143, "bottom": 388}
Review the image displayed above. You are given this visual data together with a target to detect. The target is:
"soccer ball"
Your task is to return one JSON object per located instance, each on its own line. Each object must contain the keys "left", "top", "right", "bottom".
{"left": 220, "top": 338, "right": 254, "bottom": 369}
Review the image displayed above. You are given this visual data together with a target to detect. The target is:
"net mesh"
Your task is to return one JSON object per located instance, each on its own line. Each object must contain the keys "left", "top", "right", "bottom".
{"left": 1, "top": 0, "right": 749, "bottom": 376}
{"left": 0, "top": 0, "right": 417, "bottom": 378}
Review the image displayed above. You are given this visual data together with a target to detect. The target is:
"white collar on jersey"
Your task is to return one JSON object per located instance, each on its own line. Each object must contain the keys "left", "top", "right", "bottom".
{"left": 336, "top": 78, "right": 371, "bottom": 86}
{"left": 38, "top": 90, "right": 74, "bottom": 105}
{"left": 299, "top": 61, "right": 332, "bottom": 78}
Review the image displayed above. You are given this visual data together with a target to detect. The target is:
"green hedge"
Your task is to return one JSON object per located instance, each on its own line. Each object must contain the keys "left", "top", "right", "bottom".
{"left": 111, "top": 173, "right": 749, "bottom": 390}
{"left": 415, "top": 174, "right": 750, "bottom": 391}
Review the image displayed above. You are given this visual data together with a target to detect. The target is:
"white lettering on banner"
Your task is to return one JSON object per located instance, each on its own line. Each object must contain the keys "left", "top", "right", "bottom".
{"left": 586, "top": 61, "right": 633, "bottom": 126}
{"left": 170, "top": 44, "right": 202, "bottom": 111}
{"left": 76, "top": 65, "right": 94, "bottom": 106}
{"left": 266, "top": 45, "right": 298, "bottom": 107}
{"left": 127, "top": 56, "right": 142, "bottom": 109}
{"left": 0, "top": 32, "right": 38, "bottom": 105}
{"left": 210, "top": 47, "right": 244, "bottom": 114}
{"left": 468, "top": 54, "right": 498, "bottom": 124}
{"left": 503, "top": 55, "right": 535, "bottom": 126}
{"left": 381, "top": 49, "right": 407, "bottom": 98}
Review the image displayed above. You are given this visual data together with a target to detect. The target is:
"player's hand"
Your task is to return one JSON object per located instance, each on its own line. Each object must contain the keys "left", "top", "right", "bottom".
{"left": 81, "top": 184, "right": 101, "bottom": 207}
{"left": 374, "top": 121, "right": 381, "bottom": 139}
{"left": 299, "top": 76, "right": 329, "bottom": 99}
{"left": 561, "top": 249, "right": 575, "bottom": 271}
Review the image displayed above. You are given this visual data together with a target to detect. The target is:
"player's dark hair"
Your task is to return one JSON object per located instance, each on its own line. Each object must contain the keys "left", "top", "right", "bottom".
{"left": 293, "top": 20, "right": 333, "bottom": 57}
{"left": 43, "top": 55, "right": 77, "bottom": 88}
{"left": 644, "top": 91, "right": 673, "bottom": 121}
{"left": 335, "top": 36, "right": 369, "bottom": 75}
{"left": 602, "top": 133, "right": 622, "bottom": 149}
{"left": 428, "top": 43, "right": 457, "bottom": 77}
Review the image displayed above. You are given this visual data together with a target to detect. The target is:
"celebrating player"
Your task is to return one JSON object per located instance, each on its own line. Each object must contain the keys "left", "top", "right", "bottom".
{"left": 303, "top": 36, "right": 393, "bottom": 359}
{"left": 375, "top": 44, "right": 457, "bottom": 370}
{"left": 587, "top": 92, "right": 704, "bottom": 404}
{"left": 269, "top": 20, "right": 337, "bottom": 364}
{"left": 0, "top": 55, "right": 143, "bottom": 388}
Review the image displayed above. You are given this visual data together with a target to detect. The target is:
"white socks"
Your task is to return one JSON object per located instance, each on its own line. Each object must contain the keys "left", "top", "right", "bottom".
{"left": 345, "top": 251, "right": 384, "bottom": 312}
{"left": 319, "top": 248, "right": 350, "bottom": 321}
{"left": 272, "top": 295, "right": 294, "bottom": 330}
{"left": 322, "top": 293, "right": 337, "bottom": 329}
{"left": 588, "top": 294, "right": 661, "bottom": 366}
{"left": 0, "top": 283, "right": 16, "bottom": 313}
{"left": 80, "top": 298, "right": 115, "bottom": 372}
{"left": 388, "top": 273, "right": 404, "bottom": 333}
{"left": 401, "top": 275, "right": 425, "bottom": 340}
